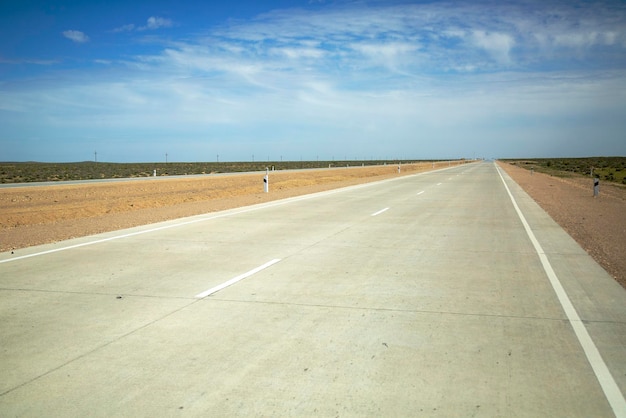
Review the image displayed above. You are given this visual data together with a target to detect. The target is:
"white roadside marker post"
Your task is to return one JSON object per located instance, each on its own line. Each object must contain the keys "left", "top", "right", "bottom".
{"left": 594, "top": 177, "right": 599, "bottom": 197}
{"left": 264, "top": 167, "right": 269, "bottom": 193}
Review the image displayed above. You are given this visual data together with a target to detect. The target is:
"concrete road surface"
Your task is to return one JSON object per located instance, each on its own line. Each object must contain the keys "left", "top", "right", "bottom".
{"left": 1, "top": 162, "right": 625, "bottom": 417}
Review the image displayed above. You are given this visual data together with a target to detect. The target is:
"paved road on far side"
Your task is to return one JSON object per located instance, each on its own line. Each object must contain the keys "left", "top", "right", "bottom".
{"left": 1, "top": 162, "right": 625, "bottom": 417}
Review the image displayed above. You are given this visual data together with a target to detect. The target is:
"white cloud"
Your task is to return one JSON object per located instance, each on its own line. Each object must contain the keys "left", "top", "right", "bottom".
{"left": 552, "top": 31, "right": 622, "bottom": 49}
{"left": 112, "top": 17, "right": 173, "bottom": 34}
{"left": 62, "top": 30, "right": 89, "bottom": 43}
{"left": 470, "top": 30, "right": 515, "bottom": 64}
{"left": 352, "top": 42, "right": 418, "bottom": 59}
{"left": 140, "top": 16, "right": 173, "bottom": 31}
{"left": 350, "top": 42, "right": 419, "bottom": 71}
{"left": 112, "top": 24, "right": 135, "bottom": 33}
{"left": 270, "top": 46, "right": 325, "bottom": 60}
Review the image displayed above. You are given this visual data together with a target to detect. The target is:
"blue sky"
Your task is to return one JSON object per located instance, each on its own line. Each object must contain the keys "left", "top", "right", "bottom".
{"left": 1, "top": 0, "right": 625, "bottom": 162}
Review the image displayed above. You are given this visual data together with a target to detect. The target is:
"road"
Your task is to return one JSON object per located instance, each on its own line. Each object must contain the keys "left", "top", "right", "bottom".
{"left": 1, "top": 162, "right": 625, "bottom": 417}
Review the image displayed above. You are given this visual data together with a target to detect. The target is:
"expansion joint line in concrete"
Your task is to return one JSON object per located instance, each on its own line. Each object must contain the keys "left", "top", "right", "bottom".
{"left": 0, "top": 297, "right": 205, "bottom": 398}
{"left": 207, "top": 298, "right": 577, "bottom": 323}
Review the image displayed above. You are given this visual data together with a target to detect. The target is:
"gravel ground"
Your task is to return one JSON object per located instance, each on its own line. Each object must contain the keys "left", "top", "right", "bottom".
{"left": 498, "top": 161, "right": 626, "bottom": 289}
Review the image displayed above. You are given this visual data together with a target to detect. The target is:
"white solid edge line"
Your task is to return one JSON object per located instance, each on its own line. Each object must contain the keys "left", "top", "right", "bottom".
{"left": 195, "top": 258, "right": 281, "bottom": 299}
{"left": 496, "top": 164, "right": 626, "bottom": 418}
{"left": 417, "top": 191, "right": 425, "bottom": 195}
{"left": 371, "top": 207, "right": 389, "bottom": 217}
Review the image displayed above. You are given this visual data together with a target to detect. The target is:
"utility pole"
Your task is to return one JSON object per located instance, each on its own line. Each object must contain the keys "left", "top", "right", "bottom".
{"left": 165, "top": 153, "right": 168, "bottom": 163}
{"left": 94, "top": 151, "right": 97, "bottom": 163}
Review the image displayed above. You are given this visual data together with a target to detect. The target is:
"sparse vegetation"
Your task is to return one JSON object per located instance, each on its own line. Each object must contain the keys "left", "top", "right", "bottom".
{"left": 0, "top": 160, "right": 445, "bottom": 184}
{"left": 504, "top": 157, "right": 626, "bottom": 185}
